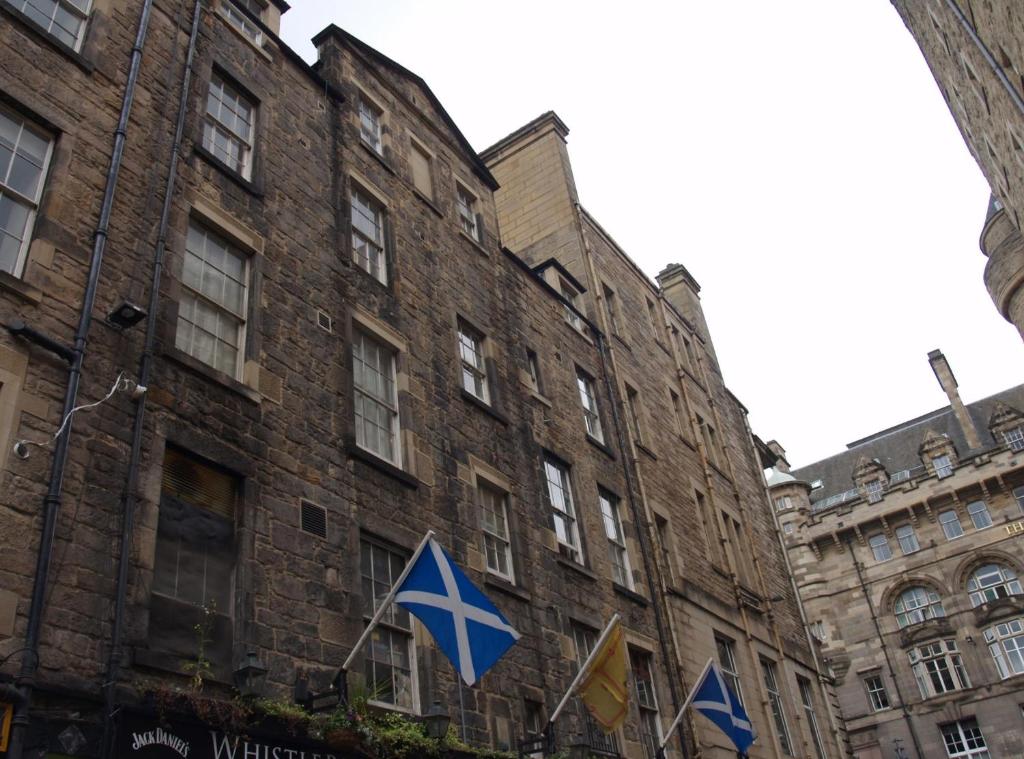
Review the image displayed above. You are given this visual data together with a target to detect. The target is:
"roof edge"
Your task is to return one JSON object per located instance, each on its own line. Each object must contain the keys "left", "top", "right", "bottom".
{"left": 479, "top": 111, "right": 570, "bottom": 161}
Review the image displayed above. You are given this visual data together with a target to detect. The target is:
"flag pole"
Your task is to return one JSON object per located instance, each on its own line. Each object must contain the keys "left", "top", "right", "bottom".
{"left": 658, "top": 657, "right": 714, "bottom": 751}
{"left": 548, "top": 613, "right": 621, "bottom": 725}
{"left": 341, "top": 530, "right": 436, "bottom": 673}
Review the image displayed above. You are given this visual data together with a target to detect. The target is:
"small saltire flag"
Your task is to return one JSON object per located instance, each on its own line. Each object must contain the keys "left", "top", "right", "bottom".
{"left": 578, "top": 619, "right": 629, "bottom": 733}
{"left": 394, "top": 537, "right": 520, "bottom": 686}
{"left": 691, "top": 661, "right": 755, "bottom": 754}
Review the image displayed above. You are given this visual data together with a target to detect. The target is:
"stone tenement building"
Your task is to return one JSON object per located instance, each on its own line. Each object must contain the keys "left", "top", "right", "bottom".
{"left": 768, "top": 350, "right": 1024, "bottom": 759}
{"left": 890, "top": 1, "right": 1024, "bottom": 340}
{"left": 0, "top": 2, "right": 839, "bottom": 759}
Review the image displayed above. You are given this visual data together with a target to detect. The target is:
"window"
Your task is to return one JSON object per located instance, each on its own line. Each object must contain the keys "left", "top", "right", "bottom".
{"left": 558, "top": 277, "right": 583, "bottom": 331}
{"left": 869, "top": 534, "right": 892, "bottom": 562}
{"left": 576, "top": 369, "right": 603, "bottom": 442}
{"left": 797, "top": 677, "right": 826, "bottom": 759}
{"left": 645, "top": 298, "right": 661, "bottom": 341}
{"left": 940, "top": 509, "right": 964, "bottom": 540}
{"left": 809, "top": 620, "right": 826, "bottom": 642}
{"left": 457, "top": 320, "right": 489, "bottom": 403}
{"left": 625, "top": 385, "right": 644, "bottom": 444}
{"left": 940, "top": 719, "right": 991, "bottom": 759}
{"left": 654, "top": 514, "right": 674, "bottom": 583}
{"left": 523, "top": 700, "right": 545, "bottom": 759}
{"left": 4, "top": 0, "right": 90, "bottom": 50}
{"left": 865, "top": 479, "right": 885, "bottom": 503}
{"left": 350, "top": 185, "right": 387, "bottom": 283}
{"left": 601, "top": 284, "right": 620, "bottom": 335}
{"left": 631, "top": 651, "right": 662, "bottom": 759}
{"left": 175, "top": 221, "right": 249, "bottom": 378}
{"left": 894, "top": 587, "right": 946, "bottom": 629}
{"left": 896, "top": 524, "right": 920, "bottom": 555}
{"left": 864, "top": 675, "right": 890, "bottom": 711}
{"left": 360, "top": 539, "right": 415, "bottom": 709}
{"left": 358, "top": 96, "right": 383, "bottom": 154}
{"left": 697, "top": 414, "right": 715, "bottom": 464}
{"left": 0, "top": 107, "right": 53, "bottom": 277}
{"left": 221, "top": 0, "right": 265, "bottom": 46}
{"left": 599, "top": 490, "right": 631, "bottom": 589}
{"left": 783, "top": 522, "right": 794, "bottom": 536}
{"left": 967, "top": 501, "right": 993, "bottom": 530}
{"left": 933, "top": 455, "right": 954, "bottom": 479}
{"left": 775, "top": 496, "right": 793, "bottom": 512}
{"left": 669, "top": 389, "right": 685, "bottom": 438}
{"left": 456, "top": 183, "right": 480, "bottom": 241}
{"left": 409, "top": 140, "right": 433, "bottom": 199}
{"left": 543, "top": 456, "right": 582, "bottom": 563}
{"left": 985, "top": 617, "right": 1024, "bottom": 679}
{"left": 1016, "top": 486, "right": 1024, "bottom": 514}
{"left": 909, "top": 639, "right": 969, "bottom": 699}
{"left": 151, "top": 447, "right": 237, "bottom": 668}
{"left": 203, "top": 73, "right": 255, "bottom": 179}
{"left": 681, "top": 334, "right": 698, "bottom": 375}
{"left": 572, "top": 623, "right": 618, "bottom": 754}
{"left": 477, "top": 479, "right": 513, "bottom": 583}
{"left": 353, "top": 330, "right": 400, "bottom": 464}
{"left": 968, "top": 564, "right": 1022, "bottom": 607}
{"left": 714, "top": 635, "right": 743, "bottom": 706}
{"left": 760, "top": 659, "right": 793, "bottom": 756}
{"left": 1004, "top": 426, "right": 1024, "bottom": 452}
{"left": 525, "top": 349, "right": 541, "bottom": 393}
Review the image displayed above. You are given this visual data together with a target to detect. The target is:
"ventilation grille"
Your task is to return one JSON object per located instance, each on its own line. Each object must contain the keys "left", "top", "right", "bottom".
{"left": 301, "top": 499, "right": 327, "bottom": 538}
{"left": 317, "top": 310, "right": 332, "bottom": 333}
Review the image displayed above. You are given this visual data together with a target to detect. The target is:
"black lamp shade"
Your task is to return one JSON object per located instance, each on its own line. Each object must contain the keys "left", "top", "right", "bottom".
{"left": 234, "top": 651, "right": 268, "bottom": 697}
{"left": 422, "top": 700, "right": 451, "bottom": 740}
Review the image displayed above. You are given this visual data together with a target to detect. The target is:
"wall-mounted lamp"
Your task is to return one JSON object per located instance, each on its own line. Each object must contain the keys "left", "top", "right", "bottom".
{"left": 107, "top": 300, "right": 147, "bottom": 329}
{"left": 421, "top": 700, "right": 451, "bottom": 740}
{"left": 233, "top": 651, "right": 268, "bottom": 698}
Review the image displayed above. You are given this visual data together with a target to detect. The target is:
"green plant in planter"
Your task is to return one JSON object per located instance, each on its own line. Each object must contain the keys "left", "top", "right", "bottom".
{"left": 181, "top": 603, "right": 216, "bottom": 693}
{"left": 367, "top": 711, "right": 440, "bottom": 758}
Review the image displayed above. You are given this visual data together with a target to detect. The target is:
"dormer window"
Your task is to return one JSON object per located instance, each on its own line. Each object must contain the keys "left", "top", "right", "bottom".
{"left": 1004, "top": 426, "right": 1024, "bottom": 452}
{"left": 865, "top": 479, "right": 885, "bottom": 504}
{"left": 559, "top": 277, "right": 583, "bottom": 330}
{"left": 932, "top": 455, "right": 953, "bottom": 478}
{"left": 222, "top": 0, "right": 266, "bottom": 46}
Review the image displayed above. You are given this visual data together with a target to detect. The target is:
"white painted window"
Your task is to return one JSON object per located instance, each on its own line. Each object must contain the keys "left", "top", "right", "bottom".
{"left": 933, "top": 454, "right": 954, "bottom": 478}
{"left": 599, "top": 490, "right": 631, "bottom": 589}
{"left": 457, "top": 320, "right": 488, "bottom": 403}
{"left": 543, "top": 456, "right": 582, "bottom": 563}
{"left": 360, "top": 538, "right": 416, "bottom": 710}
{"left": 985, "top": 617, "right": 1024, "bottom": 679}
{"left": 1015, "top": 486, "right": 1024, "bottom": 515}
{"left": 576, "top": 369, "right": 603, "bottom": 442}
{"left": 775, "top": 495, "right": 793, "bottom": 512}
{"left": 4, "top": 0, "right": 90, "bottom": 50}
{"left": 353, "top": 330, "right": 400, "bottom": 464}
{"left": 865, "top": 479, "right": 885, "bottom": 503}
{"left": 968, "top": 564, "right": 1022, "bottom": 607}
{"left": 869, "top": 533, "right": 892, "bottom": 562}
{"left": 783, "top": 522, "right": 794, "bottom": 535}
{"left": 715, "top": 635, "right": 744, "bottom": 706}
{"left": 221, "top": 0, "right": 264, "bottom": 46}
{"left": 1004, "top": 425, "right": 1024, "bottom": 451}
{"left": 572, "top": 624, "right": 619, "bottom": 754}
{"left": 909, "top": 639, "right": 969, "bottom": 699}
{"left": 203, "top": 74, "right": 255, "bottom": 178}
{"left": 478, "top": 479, "right": 513, "bottom": 583}
{"left": 894, "top": 586, "right": 945, "bottom": 629}
{"left": 559, "top": 277, "right": 583, "bottom": 330}
{"left": 456, "top": 183, "right": 479, "bottom": 241}
{"left": 896, "top": 524, "right": 920, "bottom": 554}
{"left": 175, "top": 221, "right": 249, "bottom": 378}
{"left": 0, "top": 107, "right": 52, "bottom": 277}
{"left": 864, "top": 675, "right": 890, "bottom": 711}
{"left": 967, "top": 500, "right": 993, "bottom": 530}
{"left": 350, "top": 185, "right": 387, "bottom": 283}
{"left": 631, "top": 650, "right": 662, "bottom": 759}
{"left": 939, "top": 509, "right": 963, "bottom": 540}
{"left": 940, "top": 719, "right": 991, "bottom": 759}
{"left": 798, "top": 676, "right": 826, "bottom": 759}
{"left": 761, "top": 658, "right": 793, "bottom": 756}
{"left": 358, "top": 96, "right": 383, "bottom": 154}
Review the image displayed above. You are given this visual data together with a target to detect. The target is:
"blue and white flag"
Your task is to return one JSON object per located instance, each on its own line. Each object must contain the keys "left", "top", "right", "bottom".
{"left": 690, "top": 661, "right": 755, "bottom": 754}
{"left": 394, "top": 536, "right": 520, "bottom": 686}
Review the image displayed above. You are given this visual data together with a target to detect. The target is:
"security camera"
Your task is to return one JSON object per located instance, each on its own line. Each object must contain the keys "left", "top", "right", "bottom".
{"left": 13, "top": 441, "right": 29, "bottom": 459}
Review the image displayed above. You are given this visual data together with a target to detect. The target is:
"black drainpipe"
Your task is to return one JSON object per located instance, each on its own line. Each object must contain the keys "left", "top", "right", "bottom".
{"left": 6, "top": 3, "right": 155, "bottom": 759}
{"left": 97, "top": 1, "right": 202, "bottom": 756}
{"left": 594, "top": 331, "right": 690, "bottom": 759}
{"left": 847, "top": 540, "right": 925, "bottom": 759}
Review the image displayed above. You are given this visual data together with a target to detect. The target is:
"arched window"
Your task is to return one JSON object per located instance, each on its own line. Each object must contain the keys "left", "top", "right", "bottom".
{"left": 894, "top": 587, "right": 946, "bottom": 628}
{"left": 967, "top": 564, "right": 1022, "bottom": 607}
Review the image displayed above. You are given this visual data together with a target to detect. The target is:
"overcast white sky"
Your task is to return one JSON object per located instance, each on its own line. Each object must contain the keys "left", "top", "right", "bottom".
{"left": 280, "top": 2, "right": 1024, "bottom": 468}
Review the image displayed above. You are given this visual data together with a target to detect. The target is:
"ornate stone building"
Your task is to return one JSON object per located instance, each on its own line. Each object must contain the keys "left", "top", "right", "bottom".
{"left": 890, "top": 1, "right": 1024, "bottom": 340}
{"left": 769, "top": 350, "right": 1024, "bottom": 759}
{"left": 0, "top": 3, "right": 839, "bottom": 759}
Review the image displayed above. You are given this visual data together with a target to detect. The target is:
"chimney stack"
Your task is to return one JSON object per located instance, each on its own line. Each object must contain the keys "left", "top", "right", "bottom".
{"left": 766, "top": 440, "right": 791, "bottom": 473}
{"left": 928, "top": 350, "right": 982, "bottom": 450}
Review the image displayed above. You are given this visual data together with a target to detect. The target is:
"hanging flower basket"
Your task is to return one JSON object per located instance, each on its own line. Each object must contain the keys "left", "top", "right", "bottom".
{"left": 325, "top": 727, "right": 365, "bottom": 751}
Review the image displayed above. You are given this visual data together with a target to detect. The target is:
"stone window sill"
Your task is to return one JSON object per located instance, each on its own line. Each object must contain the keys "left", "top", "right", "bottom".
{"left": 194, "top": 145, "right": 264, "bottom": 197}
{"left": 359, "top": 140, "right": 397, "bottom": 176}
{"left": 613, "top": 583, "right": 649, "bottom": 606}
{"left": 133, "top": 647, "right": 232, "bottom": 685}
{"left": 413, "top": 188, "right": 445, "bottom": 218}
{"left": 556, "top": 554, "right": 598, "bottom": 582}
{"left": 636, "top": 441, "right": 658, "bottom": 461}
{"left": 586, "top": 434, "right": 616, "bottom": 460}
{"left": 0, "top": 4, "right": 94, "bottom": 73}
{"left": 484, "top": 574, "right": 532, "bottom": 604}
{"left": 345, "top": 439, "right": 419, "bottom": 489}
{"left": 0, "top": 270, "right": 43, "bottom": 305}
{"left": 459, "top": 230, "right": 489, "bottom": 257}
{"left": 460, "top": 388, "right": 509, "bottom": 425}
{"left": 163, "top": 345, "right": 261, "bottom": 404}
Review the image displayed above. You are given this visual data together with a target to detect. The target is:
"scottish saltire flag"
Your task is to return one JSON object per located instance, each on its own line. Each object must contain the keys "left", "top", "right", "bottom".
{"left": 691, "top": 661, "right": 755, "bottom": 754}
{"left": 394, "top": 537, "right": 520, "bottom": 686}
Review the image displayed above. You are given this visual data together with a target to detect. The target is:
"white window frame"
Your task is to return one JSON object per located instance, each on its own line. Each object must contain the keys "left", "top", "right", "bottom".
{"left": 797, "top": 676, "right": 826, "bottom": 759}
{"left": 543, "top": 456, "right": 582, "bottom": 564}
{"left": 220, "top": 0, "right": 265, "bottom": 46}
{"left": 968, "top": 564, "right": 1022, "bottom": 607}
{"left": 360, "top": 538, "right": 417, "bottom": 712}
{"left": 457, "top": 319, "right": 489, "bottom": 403}
{"left": 760, "top": 658, "right": 793, "bottom": 756}
{"left": 576, "top": 368, "right": 603, "bottom": 442}
{"left": 455, "top": 182, "right": 479, "bottom": 241}
{"left": 1015, "top": 486, "right": 1024, "bottom": 515}
{"left": 967, "top": 500, "right": 993, "bottom": 530}
{"left": 775, "top": 495, "right": 793, "bottom": 512}
{"left": 5, "top": 0, "right": 91, "bottom": 51}
{"left": 1004, "top": 425, "right": 1024, "bottom": 451}
{"left": 940, "top": 509, "right": 964, "bottom": 540}
{"left": 940, "top": 718, "right": 991, "bottom": 759}
{"left": 869, "top": 533, "right": 892, "bottom": 562}
{"left": 352, "top": 329, "right": 401, "bottom": 466}
{"left": 933, "top": 454, "right": 954, "bottom": 478}
{"left": 864, "top": 675, "right": 890, "bottom": 712}
{"left": 631, "top": 649, "right": 663, "bottom": 759}
{"left": 559, "top": 277, "right": 583, "bottom": 331}
{"left": 477, "top": 478, "right": 514, "bottom": 584}
{"left": 599, "top": 490, "right": 632, "bottom": 589}
{"left": 896, "top": 524, "right": 920, "bottom": 554}
{"left": 894, "top": 586, "right": 946, "bottom": 629}
{"left": 715, "top": 635, "right": 744, "bottom": 707}
{"left": 909, "top": 639, "right": 969, "bottom": 699}
{"left": 350, "top": 183, "right": 388, "bottom": 284}
{"left": 865, "top": 478, "right": 885, "bottom": 503}
{"left": 984, "top": 617, "right": 1024, "bottom": 679}
{"left": 175, "top": 220, "right": 250, "bottom": 379}
{"left": 358, "top": 94, "right": 383, "bottom": 155}
{"left": 0, "top": 106, "right": 53, "bottom": 278}
{"left": 203, "top": 73, "right": 256, "bottom": 179}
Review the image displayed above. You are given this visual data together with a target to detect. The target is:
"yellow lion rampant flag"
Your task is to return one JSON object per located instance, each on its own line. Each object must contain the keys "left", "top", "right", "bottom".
{"left": 578, "top": 619, "right": 629, "bottom": 733}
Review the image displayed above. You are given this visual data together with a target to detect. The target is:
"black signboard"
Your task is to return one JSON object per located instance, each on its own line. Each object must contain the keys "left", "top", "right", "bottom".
{"left": 116, "top": 710, "right": 343, "bottom": 759}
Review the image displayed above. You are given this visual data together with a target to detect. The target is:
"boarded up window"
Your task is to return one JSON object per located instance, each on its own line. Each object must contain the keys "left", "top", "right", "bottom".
{"left": 410, "top": 142, "right": 433, "bottom": 199}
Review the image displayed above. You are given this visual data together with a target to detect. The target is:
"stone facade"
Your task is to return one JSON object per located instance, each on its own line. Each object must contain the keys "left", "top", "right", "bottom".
{"left": 770, "top": 351, "right": 1024, "bottom": 759}
{"left": 890, "top": 1, "right": 1024, "bottom": 340}
{"left": 0, "top": 3, "right": 838, "bottom": 759}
